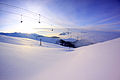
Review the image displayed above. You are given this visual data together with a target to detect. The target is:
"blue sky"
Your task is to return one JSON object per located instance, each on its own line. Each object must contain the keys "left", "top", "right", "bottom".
{"left": 0, "top": 0, "right": 120, "bottom": 33}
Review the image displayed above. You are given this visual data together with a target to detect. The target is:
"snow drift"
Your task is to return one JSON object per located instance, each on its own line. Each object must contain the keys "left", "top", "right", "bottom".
{"left": 0, "top": 34, "right": 120, "bottom": 80}
{"left": 32, "top": 38, "right": 120, "bottom": 80}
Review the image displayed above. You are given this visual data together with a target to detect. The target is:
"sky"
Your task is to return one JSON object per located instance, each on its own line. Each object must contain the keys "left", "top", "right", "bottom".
{"left": 0, "top": 0, "right": 120, "bottom": 35}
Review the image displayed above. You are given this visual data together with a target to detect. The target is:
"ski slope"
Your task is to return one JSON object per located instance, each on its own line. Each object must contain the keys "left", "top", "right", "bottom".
{"left": 0, "top": 35, "right": 120, "bottom": 80}
{"left": 0, "top": 35, "right": 65, "bottom": 48}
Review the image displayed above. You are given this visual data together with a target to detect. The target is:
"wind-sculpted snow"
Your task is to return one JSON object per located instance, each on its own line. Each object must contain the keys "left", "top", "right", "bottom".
{"left": 30, "top": 38, "right": 120, "bottom": 80}
{"left": 0, "top": 35, "right": 120, "bottom": 80}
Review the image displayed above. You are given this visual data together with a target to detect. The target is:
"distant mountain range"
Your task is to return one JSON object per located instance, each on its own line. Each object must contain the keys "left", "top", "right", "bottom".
{"left": 0, "top": 31, "right": 120, "bottom": 48}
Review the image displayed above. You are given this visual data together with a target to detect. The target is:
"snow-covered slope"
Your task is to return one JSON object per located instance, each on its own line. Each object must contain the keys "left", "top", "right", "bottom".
{"left": 0, "top": 32, "right": 60, "bottom": 44}
{"left": 31, "top": 38, "right": 120, "bottom": 80}
{"left": 0, "top": 35, "right": 120, "bottom": 80}
{"left": 0, "top": 35, "right": 71, "bottom": 80}
{"left": 0, "top": 35, "right": 64, "bottom": 48}
{"left": 1, "top": 31, "right": 120, "bottom": 48}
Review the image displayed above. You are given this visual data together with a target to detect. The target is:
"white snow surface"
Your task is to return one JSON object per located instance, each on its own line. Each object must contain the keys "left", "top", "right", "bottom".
{"left": 0, "top": 35, "right": 120, "bottom": 80}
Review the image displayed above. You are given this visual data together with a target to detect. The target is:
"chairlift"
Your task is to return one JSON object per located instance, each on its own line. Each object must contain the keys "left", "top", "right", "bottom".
{"left": 20, "top": 14, "right": 23, "bottom": 23}
{"left": 38, "top": 14, "right": 40, "bottom": 23}
{"left": 51, "top": 28, "right": 53, "bottom": 31}
{"left": 50, "top": 25, "right": 54, "bottom": 31}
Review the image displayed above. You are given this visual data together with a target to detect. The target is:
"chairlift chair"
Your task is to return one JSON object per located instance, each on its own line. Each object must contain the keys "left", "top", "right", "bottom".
{"left": 20, "top": 14, "right": 23, "bottom": 23}
{"left": 38, "top": 14, "right": 40, "bottom": 23}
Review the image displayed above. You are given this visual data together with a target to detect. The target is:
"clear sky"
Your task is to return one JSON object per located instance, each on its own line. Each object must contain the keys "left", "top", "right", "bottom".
{"left": 0, "top": 0, "right": 120, "bottom": 34}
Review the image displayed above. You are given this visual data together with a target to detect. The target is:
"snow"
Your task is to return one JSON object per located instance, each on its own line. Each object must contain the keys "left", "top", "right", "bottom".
{"left": 0, "top": 32, "right": 60, "bottom": 44}
{"left": 0, "top": 34, "right": 120, "bottom": 80}
{"left": 0, "top": 35, "right": 64, "bottom": 48}
{"left": 0, "top": 35, "right": 70, "bottom": 80}
{"left": 59, "top": 30, "right": 120, "bottom": 43}
{"left": 1, "top": 32, "right": 120, "bottom": 48}
{"left": 62, "top": 38, "right": 76, "bottom": 42}
{"left": 74, "top": 39, "right": 93, "bottom": 47}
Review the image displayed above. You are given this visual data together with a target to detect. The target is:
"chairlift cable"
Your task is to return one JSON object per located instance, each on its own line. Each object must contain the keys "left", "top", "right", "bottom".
{"left": 0, "top": 2, "right": 72, "bottom": 28}
{"left": 0, "top": 3, "right": 71, "bottom": 31}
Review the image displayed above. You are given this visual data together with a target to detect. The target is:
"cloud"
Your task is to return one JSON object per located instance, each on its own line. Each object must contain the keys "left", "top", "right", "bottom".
{"left": 95, "top": 15, "right": 120, "bottom": 24}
